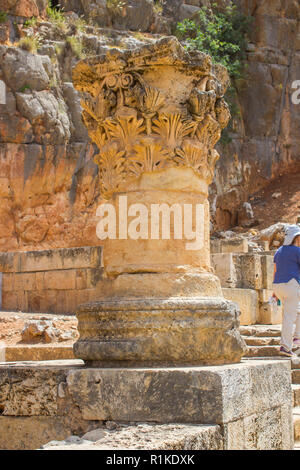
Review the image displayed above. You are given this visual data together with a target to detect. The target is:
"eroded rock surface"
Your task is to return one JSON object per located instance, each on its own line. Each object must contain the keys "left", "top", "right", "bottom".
{"left": 0, "top": 0, "right": 299, "bottom": 251}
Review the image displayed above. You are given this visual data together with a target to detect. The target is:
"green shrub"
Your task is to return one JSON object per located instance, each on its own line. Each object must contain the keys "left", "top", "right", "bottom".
{"left": 153, "top": 0, "right": 163, "bottom": 15}
{"left": 19, "top": 84, "right": 31, "bottom": 93}
{"left": 24, "top": 16, "right": 38, "bottom": 28}
{"left": 106, "top": 0, "right": 126, "bottom": 15}
{"left": 0, "top": 10, "right": 7, "bottom": 23}
{"left": 66, "top": 36, "right": 83, "bottom": 58}
{"left": 46, "top": 1, "right": 67, "bottom": 30}
{"left": 176, "top": 2, "right": 252, "bottom": 144}
{"left": 176, "top": 2, "right": 252, "bottom": 80}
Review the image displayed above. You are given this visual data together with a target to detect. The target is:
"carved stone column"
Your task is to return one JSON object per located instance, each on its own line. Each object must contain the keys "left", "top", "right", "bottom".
{"left": 72, "top": 37, "right": 246, "bottom": 366}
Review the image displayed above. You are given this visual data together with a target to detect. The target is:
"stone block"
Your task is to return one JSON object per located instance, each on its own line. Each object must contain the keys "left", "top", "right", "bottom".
{"left": 65, "top": 360, "right": 291, "bottom": 425}
{"left": 0, "top": 252, "right": 20, "bottom": 273}
{"left": 0, "top": 359, "right": 293, "bottom": 450}
{"left": 18, "top": 247, "right": 102, "bottom": 273}
{"left": 44, "top": 270, "right": 76, "bottom": 290}
{"left": 211, "top": 253, "right": 237, "bottom": 287}
{"left": 2, "top": 273, "right": 14, "bottom": 292}
{"left": 280, "top": 403, "right": 294, "bottom": 450}
{"left": 210, "top": 239, "right": 221, "bottom": 253}
{"left": 293, "top": 385, "right": 300, "bottom": 407}
{"left": 294, "top": 408, "right": 300, "bottom": 441}
{"left": 0, "top": 416, "right": 79, "bottom": 450}
{"left": 3, "top": 345, "right": 75, "bottom": 362}
{"left": 261, "top": 254, "right": 274, "bottom": 289}
{"left": 0, "top": 367, "right": 66, "bottom": 416}
{"left": 210, "top": 238, "right": 248, "bottom": 254}
{"left": 25, "top": 289, "right": 68, "bottom": 314}
{"left": 35, "top": 272, "right": 45, "bottom": 291}
{"left": 258, "top": 289, "right": 273, "bottom": 303}
{"left": 222, "top": 288, "right": 259, "bottom": 325}
{"left": 2, "top": 289, "right": 28, "bottom": 312}
{"left": 221, "top": 239, "right": 249, "bottom": 253}
{"left": 224, "top": 404, "right": 293, "bottom": 450}
{"left": 64, "top": 290, "right": 80, "bottom": 313}
{"left": 243, "top": 414, "right": 257, "bottom": 450}
{"left": 76, "top": 269, "right": 87, "bottom": 290}
{"left": 292, "top": 370, "right": 300, "bottom": 384}
{"left": 255, "top": 407, "right": 283, "bottom": 449}
{"left": 224, "top": 419, "right": 245, "bottom": 450}
{"left": 14, "top": 273, "right": 36, "bottom": 291}
{"left": 86, "top": 268, "right": 104, "bottom": 288}
{"left": 233, "top": 253, "right": 262, "bottom": 289}
{"left": 75, "top": 289, "right": 92, "bottom": 307}
{"left": 1, "top": 291, "right": 17, "bottom": 311}
{"left": 41, "top": 423, "right": 224, "bottom": 450}
{"left": 259, "top": 301, "right": 282, "bottom": 325}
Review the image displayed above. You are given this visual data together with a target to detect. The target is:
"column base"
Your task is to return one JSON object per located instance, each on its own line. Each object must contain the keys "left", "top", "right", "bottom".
{"left": 73, "top": 297, "right": 247, "bottom": 366}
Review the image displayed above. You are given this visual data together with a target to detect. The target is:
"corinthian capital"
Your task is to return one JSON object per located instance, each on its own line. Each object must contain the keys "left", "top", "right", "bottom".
{"left": 73, "top": 37, "right": 230, "bottom": 199}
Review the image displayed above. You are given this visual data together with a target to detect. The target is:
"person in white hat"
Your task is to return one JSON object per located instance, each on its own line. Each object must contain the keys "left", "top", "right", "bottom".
{"left": 272, "top": 224, "right": 300, "bottom": 357}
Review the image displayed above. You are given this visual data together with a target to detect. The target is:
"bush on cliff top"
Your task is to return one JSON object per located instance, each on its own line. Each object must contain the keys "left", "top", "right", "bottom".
{"left": 176, "top": 2, "right": 252, "bottom": 80}
{"left": 176, "top": 2, "right": 252, "bottom": 144}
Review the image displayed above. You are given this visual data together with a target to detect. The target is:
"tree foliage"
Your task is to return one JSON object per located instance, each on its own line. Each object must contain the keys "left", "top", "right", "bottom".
{"left": 176, "top": 2, "right": 252, "bottom": 80}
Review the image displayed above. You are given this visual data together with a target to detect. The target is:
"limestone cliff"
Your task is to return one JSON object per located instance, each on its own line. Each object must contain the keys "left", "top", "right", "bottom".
{"left": 0, "top": 0, "right": 299, "bottom": 251}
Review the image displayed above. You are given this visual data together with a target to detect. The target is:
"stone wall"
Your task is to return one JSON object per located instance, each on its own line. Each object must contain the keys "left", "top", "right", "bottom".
{"left": 211, "top": 240, "right": 281, "bottom": 325}
{"left": 0, "top": 246, "right": 103, "bottom": 314}
{"left": 0, "top": 242, "right": 279, "bottom": 323}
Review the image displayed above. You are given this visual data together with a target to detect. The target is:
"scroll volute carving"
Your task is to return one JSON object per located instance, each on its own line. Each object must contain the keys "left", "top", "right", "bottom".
{"left": 79, "top": 68, "right": 228, "bottom": 199}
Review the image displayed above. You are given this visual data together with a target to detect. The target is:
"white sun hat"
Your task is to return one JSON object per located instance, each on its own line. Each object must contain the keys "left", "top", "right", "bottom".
{"left": 283, "top": 224, "right": 300, "bottom": 246}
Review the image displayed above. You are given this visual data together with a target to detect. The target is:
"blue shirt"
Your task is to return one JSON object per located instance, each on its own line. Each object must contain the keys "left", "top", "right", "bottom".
{"left": 274, "top": 245, "right": 300, "bottom": 284}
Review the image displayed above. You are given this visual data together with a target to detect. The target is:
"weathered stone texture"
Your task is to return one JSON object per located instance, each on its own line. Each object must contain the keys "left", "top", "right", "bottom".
{"left": 0, "top": 246, "right": 103, "bottom": 314}
{"left": 222, "top": 287, "right": 258, "bottom": 325}
{"left": 0, "top": 359, "right": 293, "bottom": 450}
{"left": 210, "top": 0, "right": 300, "bottom": 229}
{"left": 40, "top": 423, "right": 224, "bottom": 450}
{"left": 0, "top": 0, "right": 47, "bottom": 18}
{"left": 212, "top": 249, "right": 281, "bottom": 325}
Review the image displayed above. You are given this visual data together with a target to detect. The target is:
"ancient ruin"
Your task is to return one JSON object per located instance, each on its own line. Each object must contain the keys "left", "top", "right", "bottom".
{"left": 0, "top": 0, "right": 300, "bottom": 452}
{"left": 71, "top": 36, "right": 246, "bottom": 367}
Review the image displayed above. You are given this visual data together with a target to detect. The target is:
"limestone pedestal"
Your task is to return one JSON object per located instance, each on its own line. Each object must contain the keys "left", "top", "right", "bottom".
{"left": 0, "top": 359, "right": 293, "bottom": 450}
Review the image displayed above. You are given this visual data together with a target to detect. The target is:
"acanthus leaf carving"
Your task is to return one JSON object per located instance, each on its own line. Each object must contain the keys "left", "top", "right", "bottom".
{"left": 81, "top": 89, "right": 117, "bottom": 124}
{"left": 102, "top": 116, "right": 146, "bottom": 154}
{"left": 94, "top": 143, "right": 126, "bottom": 199}
{"left": 152, "top": 114, "right": 197, "bottom": 154}
{"left": 127, "top": 141, "right": 172, "bottom": 177}
{"left": 206, "top": 149, "right": 220, "bottom": 184}
{"left": 78, "top": 68, "right": 226, "bottom": 198}
{"left": 174, "top": 142, "right": 207, "bottom": 174}
{"left": 188, "top": 89, "right": 216, "bottom": 122}
{"left": 137, "top": 86, "right": 165, "bottom": 135}
{"left": 195, "top": 114, "right": 221, "bottom": 149}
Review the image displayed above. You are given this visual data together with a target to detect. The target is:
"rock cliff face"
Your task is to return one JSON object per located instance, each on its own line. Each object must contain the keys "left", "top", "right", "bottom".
{"left": 0, "top": 0, "right": 299, "bottom": 251}
{"left": 211, "top": 0, "right": 300, "bottom": 229}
